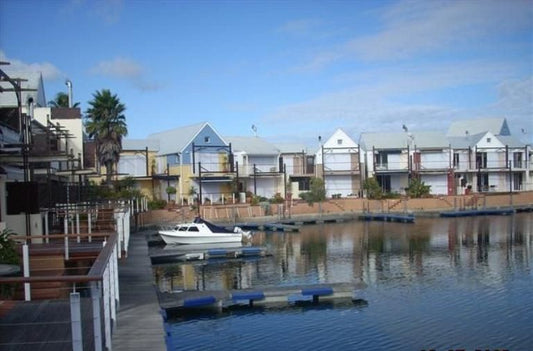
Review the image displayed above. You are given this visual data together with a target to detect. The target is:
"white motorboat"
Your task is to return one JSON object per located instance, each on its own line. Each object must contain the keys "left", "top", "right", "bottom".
{"left": 158, "top": 217, "right": 251, "bottom": 245}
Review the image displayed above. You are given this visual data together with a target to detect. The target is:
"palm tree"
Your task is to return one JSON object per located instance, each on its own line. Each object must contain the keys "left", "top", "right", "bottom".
{"left": 48, "top": 92, "right": 80, "bottom": 108}
{"left": 85, "top": 89, "right": 128, "bottom": 185}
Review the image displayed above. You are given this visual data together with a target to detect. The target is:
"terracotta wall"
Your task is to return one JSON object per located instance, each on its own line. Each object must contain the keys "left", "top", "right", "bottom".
{"left": 141, "top": 191, "right": 533, "bottom": 224}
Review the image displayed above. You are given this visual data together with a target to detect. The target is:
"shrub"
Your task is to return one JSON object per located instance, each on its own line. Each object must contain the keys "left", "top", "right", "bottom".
{"left": 363, "top": 177, "right": 383, "bottom": 199}
{"left": 270, "top": 193, "right": 284, "bottom": 204}
{"left": 0, "top": 229, "right": 19, "bottom": 265}
{"left": 148, "top": 199, "right": 167, "bottom": 210}
{"left": 406, "top": 178, "right": 431, "bottom": 198}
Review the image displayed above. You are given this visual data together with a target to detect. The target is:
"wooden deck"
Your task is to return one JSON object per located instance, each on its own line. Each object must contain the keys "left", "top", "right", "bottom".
{"left": 0, "top": 298, "right": 96, "bottom": 351}
{"left": 0, "top": 230, "right": 166, "bottom": 351}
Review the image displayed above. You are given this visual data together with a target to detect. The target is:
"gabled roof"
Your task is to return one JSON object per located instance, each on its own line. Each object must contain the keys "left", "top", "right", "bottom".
{"left": 0, "top": 70, "right": 46, "bottom": 107}
{"left": 448, "top": 131, "right": 525, "bottom": 149}
{"left": 360, "top": 131, "right": 448, "bottom": 150}
{"left": 226, "top": 136, "right": 280, "bottom": 155}
{"left": 322, "top": 128, "right": 358, "bottom": 148}
{"left": 122, "top": 138, "right": 160, "bottom": 151}
{"left": 148, "top": 122, "right": 226, "bottom": 156}
{"left": 446, "top": 118, "right": 510, "bottom": 137}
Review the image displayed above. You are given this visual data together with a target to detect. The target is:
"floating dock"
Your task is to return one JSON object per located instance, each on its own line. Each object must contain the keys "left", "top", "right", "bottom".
{"left": 359, "top": 213, "right": 415, "bottom": 223}
{"left": 237, "top": 223, "right": 300, "bottom": 232}
{"left": 150, "top": 244, "right": 270, "bottom": 264}
{"left": 440, "top": 208, "right": 515, "bottom": 217}
{"left": 158, "top": 282, "right": 366, "bottom": 317}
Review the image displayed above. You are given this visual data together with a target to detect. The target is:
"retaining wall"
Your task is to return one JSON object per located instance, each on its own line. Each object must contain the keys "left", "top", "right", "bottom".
{"left": 140, "top": 191, "right": 533, "bottom": 225}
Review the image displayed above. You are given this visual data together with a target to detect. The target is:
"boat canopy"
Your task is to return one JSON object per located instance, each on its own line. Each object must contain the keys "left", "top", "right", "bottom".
{"left": 193, "top": 217, "right": 233, "bottom": 233}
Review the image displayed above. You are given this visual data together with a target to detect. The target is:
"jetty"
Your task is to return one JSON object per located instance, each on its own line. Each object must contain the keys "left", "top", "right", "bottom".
{"left": 440, "top": 207, "right": 515, "bottom": 217}
{"left": 158, "top": 282, "right": 366, "bottom": 318}
{"left": 358, "top": 213, "right": 415, "bottom": 223}
{"left": 150, "top": 244, "right": 270, "bottom": 264}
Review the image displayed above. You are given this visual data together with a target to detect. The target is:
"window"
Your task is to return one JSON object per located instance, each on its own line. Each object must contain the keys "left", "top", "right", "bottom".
{"left": 337, "top": 139, "right": 343, "bottom": 145}
{"left": 204, "top": 136, "right": 211, "bottom": 143}
{"left": 486, "top": 138, "right": 491, "bottom": 143}
{"left": 453, "top": 153, "right": 460, "bottom": 168}
{"left": 376, "top": 153, "right": 388, "bottom": 169}
{"left": 188, "top": 226, "right": 200, "bottom": 232}
{"left": 513, "top": 152, "right": 522, "bottom": 168}
{"left": 476, "top": 152, "right": 487, "bottom": 168}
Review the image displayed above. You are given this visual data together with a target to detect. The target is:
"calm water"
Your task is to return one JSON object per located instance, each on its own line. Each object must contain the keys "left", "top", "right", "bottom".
{"left": 154, "top": 213, "right": 533, "bottom": 351}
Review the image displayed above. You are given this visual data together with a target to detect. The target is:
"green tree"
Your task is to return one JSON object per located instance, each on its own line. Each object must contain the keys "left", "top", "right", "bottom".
{"left": 363, "top": 177, "right": 383, "bottom": 199}
{"left": 48, "top": 92, "right": 80, "bottom": 108}
{"left": 406, "top": 177, "right": 431, "bottom": 198}
{"left": 85, "top": 89, "right": 128, "bottom": 186}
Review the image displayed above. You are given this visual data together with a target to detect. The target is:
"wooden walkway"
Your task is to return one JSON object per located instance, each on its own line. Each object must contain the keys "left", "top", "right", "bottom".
{"left": 111, "top": 230, "right": 166, "bottom": 351}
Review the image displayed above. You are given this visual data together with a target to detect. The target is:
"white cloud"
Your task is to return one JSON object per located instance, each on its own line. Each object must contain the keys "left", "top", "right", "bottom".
{"left": 90, "top": 57, "right": 161, "bottom": 91}
{"left": 293, "top": 0, "right": 532, "bottom": 70}
{"left": 262, "top": 59, "right": 530, "bottom": 145}
{"left": 90, "top": 57, "right": 142, "bottom": 78}
{"left": 93, "top": 0, "right": 124, "bottom": 24}
{"left": 0, "top": 51, "right": 63, "bottom": 80}
{"left": 490, "top": 76, "right": 533, "bottom": 141}
{"left": 277, "top": 19, "right": 322, "bottom": 36}
{"left": 347, "top": 0, "right": 533, "bottom": 61}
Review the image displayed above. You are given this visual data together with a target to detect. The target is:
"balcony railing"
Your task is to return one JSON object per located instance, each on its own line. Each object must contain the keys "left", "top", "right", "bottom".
{"left": 0, "top": 232, "right": 120, "bottom": 351}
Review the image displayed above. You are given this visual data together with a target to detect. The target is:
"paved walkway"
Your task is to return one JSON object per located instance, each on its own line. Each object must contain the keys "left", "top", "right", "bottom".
{"left": 112, "top": 230, "right": 166, "bottom": 351}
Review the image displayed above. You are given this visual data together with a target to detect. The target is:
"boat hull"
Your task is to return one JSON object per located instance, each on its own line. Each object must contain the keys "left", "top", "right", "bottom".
{"left": 158, "top": 230, "right": 244, "bottom": 245}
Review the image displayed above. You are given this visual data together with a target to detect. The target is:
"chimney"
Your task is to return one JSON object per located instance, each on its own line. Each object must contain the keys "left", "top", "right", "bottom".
{"left": 65, "top": 80, "right": 73, "bottom": 108}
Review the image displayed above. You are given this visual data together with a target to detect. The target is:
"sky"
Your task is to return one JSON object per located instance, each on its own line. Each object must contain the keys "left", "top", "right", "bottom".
{"left": 1, "top": 0, "right": 532, "bottom": 148}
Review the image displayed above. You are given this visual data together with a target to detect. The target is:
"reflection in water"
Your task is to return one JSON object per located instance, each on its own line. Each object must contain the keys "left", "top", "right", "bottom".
{"left": 155, "top": 213, "right": 532, "bottom": 294}
{"left": 161, "top": 213, "right": 532, "bottom": 350}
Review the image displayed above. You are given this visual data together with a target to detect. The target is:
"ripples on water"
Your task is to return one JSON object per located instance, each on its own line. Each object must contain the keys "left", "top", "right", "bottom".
{"left": 156, "top": 213, "right": 533, "bottom": 350}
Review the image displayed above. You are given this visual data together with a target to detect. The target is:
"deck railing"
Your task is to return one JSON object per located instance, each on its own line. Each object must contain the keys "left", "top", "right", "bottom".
{"left": 0, "top": 233, "right": 119, "bottom": 351}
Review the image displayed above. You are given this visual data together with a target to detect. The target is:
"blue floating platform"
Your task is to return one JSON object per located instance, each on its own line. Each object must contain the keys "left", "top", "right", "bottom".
{"left": 440, "top": 208, "right": 515, "bottom": 217}
{"left": 359, "top": 213, "right": 415, "bottom": 223}
{"left": 183, "top": 296, "right": 217, "bottom": 307}
{"left": 231, "top": 291, "right": 265, "bottom": 302}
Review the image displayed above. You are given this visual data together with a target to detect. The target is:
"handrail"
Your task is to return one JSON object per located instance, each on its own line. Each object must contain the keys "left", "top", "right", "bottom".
{"left": 10, "top": 232, "right": 115, "bottom": 240}
{"left": 0, "top": 233, "right": 117, "bottom": 285}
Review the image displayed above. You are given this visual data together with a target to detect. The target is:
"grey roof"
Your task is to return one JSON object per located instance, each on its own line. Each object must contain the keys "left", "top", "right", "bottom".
{"left": 274, "top": 142, "right": 308, "bottom": 154}
{"left": 359, "top": 131, "right": 448, "bottom": 150}
{"left": 447, "top": 133, "right": 525, "bottom": 149}
{"left": 492, "top": 135, "right": 525, "bottom": 148}
{"left": 122, "top": 138, "right": 160, "bottom": 151}
{"left": 147, "top": 122, "right": 210, "bottom": 155}
{"left": 226, "top": 136, "right": 280, "bottom": 155}
{"left": 446, "top": 118, "right": 510, "bottom": 137}
{"left": 0, "top": 71, "right": 46, "bottom": 107}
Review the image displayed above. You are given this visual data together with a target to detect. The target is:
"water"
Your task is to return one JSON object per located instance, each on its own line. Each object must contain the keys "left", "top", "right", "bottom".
{"left": 155, "top": 213, "right": 533, "bottom": 351}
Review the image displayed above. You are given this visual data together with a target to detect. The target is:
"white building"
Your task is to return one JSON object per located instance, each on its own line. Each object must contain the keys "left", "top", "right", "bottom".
{"left": 316, "top": 129, "right": 362, "bottom": 197}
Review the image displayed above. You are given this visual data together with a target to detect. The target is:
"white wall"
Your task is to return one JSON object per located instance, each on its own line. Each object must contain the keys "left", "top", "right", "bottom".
{"left": 325, "top": 175, "right": 352, "bottom": 197}
{"left": 421, "top": 174, "right": 448, "bottom": 195}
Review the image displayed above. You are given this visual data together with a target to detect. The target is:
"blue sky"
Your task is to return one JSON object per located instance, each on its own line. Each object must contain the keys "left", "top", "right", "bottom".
{"left": 1, "top": 0, "right": 532, "bottom": 146}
